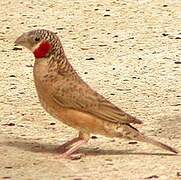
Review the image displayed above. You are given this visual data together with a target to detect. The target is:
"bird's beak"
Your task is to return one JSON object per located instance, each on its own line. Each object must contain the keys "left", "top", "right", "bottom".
{"left": 15, "top": 33, "right": 27, "bottom": 46}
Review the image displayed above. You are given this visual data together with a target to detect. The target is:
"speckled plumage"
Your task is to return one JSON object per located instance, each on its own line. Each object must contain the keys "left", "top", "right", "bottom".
{"left": 15, "top": 29, "right": 177, "bottom": 159}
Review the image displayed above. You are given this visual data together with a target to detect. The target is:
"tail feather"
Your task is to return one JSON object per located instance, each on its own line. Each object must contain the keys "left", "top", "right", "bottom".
{"left": 136, "top": 133, "right": 178, "bottom": 154}
{"left": 125, "top": 124, "right": 178, "bottom": 154}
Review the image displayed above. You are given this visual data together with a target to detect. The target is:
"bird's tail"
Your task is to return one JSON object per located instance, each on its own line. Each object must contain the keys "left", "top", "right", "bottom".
{"left": 122, "top": 124, "right": 178, "bottom": 154}
{"left": 135, "top": 131, "right": 178, "bottom": 154}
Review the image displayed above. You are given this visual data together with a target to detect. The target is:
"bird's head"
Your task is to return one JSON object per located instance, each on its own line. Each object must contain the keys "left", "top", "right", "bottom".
{"left": 15, "top": 29, "right": 60, "bottom": 58}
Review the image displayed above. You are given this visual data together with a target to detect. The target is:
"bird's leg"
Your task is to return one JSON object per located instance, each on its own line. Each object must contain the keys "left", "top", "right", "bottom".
{"left": 60, "top": 139, "right": 87, "bottom": 159}
{"left": 56, "top": 137, "right": 80, "bottom": 153}
{"left": 59, "top": 131, "right": 90, "bottom": 159}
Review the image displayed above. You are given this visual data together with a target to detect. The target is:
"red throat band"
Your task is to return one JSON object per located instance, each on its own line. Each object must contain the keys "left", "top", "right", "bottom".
{"left": 33, "top": 41, "right": 51, "bottom": 58}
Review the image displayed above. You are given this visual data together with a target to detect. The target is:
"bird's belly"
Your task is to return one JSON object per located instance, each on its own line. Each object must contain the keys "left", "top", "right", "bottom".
{"left": 39, "top": 94, "right": 120, "bottom": 137}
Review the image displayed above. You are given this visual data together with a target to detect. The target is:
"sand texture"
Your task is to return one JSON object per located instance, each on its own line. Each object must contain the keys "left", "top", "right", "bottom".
{"left": 0, "top": 0, "right": 181, "bottom": 179}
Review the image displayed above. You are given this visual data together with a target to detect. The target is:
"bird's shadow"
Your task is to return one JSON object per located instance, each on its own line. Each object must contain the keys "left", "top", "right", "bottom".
{"left": 0, "top": 136, "right": 178, "bottom": 157}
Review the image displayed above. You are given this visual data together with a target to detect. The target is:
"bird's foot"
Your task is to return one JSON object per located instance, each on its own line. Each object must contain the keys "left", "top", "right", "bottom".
{"left": 55, "top": 132, "right": 89, "bottom": 160}
{"left": 56, "top": 139, "right": 87, "bottom": 160}
{"left": 55, "top": 137, "right": 80, "bottom": 153}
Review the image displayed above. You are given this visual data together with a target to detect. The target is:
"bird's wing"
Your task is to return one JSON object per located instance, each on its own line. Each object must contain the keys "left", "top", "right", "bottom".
{"left": 51, "top": 77, "right": 142, "bottom": 124}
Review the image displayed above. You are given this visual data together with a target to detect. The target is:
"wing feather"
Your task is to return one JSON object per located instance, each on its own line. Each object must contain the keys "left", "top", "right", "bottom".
{"left": 52, "top": 77, "right": 142, "bottom": 124}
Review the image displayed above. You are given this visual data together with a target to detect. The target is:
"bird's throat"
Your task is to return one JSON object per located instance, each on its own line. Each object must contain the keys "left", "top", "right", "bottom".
{"left": 33, "top": 41, "right": 51, "bottom": 59}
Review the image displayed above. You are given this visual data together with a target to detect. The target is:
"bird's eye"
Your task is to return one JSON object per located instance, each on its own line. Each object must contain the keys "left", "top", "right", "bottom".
{"left": 35, "top": 37, "right": 40, "bottom": 42}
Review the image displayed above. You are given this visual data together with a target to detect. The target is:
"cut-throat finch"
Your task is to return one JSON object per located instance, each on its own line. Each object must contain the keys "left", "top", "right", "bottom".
{"left": 15, "top": 29, "right": 177, "bottom": 159}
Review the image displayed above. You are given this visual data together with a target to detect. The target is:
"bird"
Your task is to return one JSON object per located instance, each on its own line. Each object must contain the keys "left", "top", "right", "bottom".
{"left": 15, "top": 29, "right": 177, "bottom": 159}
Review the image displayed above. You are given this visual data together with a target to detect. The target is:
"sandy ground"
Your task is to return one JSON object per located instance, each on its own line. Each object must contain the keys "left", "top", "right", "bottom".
{"left": 0, "top": 0, "right": 181, "bottom": 179}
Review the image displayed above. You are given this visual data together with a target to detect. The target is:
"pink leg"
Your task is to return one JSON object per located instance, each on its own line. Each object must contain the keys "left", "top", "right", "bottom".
{"left": 56, "top": 137, "right": 80, "bottom": 153}
{"left": 57, "top": 131, "right": 90, "bottom": 159}
{"left": 60, "top": 139, "right": 87, "bottom": 159}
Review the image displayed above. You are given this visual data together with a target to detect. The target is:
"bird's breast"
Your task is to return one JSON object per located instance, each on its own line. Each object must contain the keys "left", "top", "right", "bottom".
{"left": 33, "top": 59, "right": 60, "bottom": 117}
